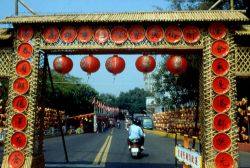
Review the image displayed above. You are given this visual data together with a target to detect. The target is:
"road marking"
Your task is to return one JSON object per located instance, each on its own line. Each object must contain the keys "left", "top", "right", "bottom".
{"left": 92, "top": 135, "right": 111, "bottom": 165}
{"left": 100, "top": 136, "right": 112, "bottom": 166}
{"left": 93, "top": 129, "right": 113, "bottom": 166}
{"left": 46, "top": 132, "right": 114, "bottom": 168}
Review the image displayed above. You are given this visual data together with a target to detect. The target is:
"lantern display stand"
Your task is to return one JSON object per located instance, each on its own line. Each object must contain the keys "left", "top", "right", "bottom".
{"left": 39, "top": 107, "right": 65, "bottom": 131}
{"left": 0, "top": 105, "right": 65, "bottom": 143}
{"left": 153, "top": 107, "right": 199, "bottom": 136}
{"left": 67, "top": 113, "right": 95, "bottom": 133}
{"left": 236, "top": 98, "right": 250, "bottom": 153}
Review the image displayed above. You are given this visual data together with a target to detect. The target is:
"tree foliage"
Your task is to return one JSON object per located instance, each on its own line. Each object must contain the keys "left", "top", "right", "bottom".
{"left": 117, "top": 87, "right": 152, "bottom": 115}
{"left": 0, "top": 78, "right": 9, "bottom": 100}
{"left": 151, "top": 0, "right": 246, "bottom": 110}
{"left": 154, "top": 0, "right": 246, "bottom": 11}
{"left": 99, "top": 93, "right": 118, "bottom": 107}
{"left": 152, "top": 55, "right": 200, "bottom": 110}
{"left": 44, "top": 71, "right": 151, "bottom": 117}
{"left": 45, "top": 70, "right": 99, "bottom": 117}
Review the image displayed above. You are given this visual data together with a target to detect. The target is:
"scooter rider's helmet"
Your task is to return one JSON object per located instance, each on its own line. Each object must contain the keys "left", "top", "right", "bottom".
{"left": 133, "top": 119, "right": 141, "bottom": 126}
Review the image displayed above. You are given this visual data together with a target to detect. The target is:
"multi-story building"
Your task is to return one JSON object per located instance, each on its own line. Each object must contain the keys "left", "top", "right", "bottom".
{"left": 144, "top": 72, "right": 165, "bottom": 113}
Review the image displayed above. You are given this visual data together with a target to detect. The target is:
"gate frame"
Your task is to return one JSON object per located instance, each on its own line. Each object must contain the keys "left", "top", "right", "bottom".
{"left": 0, "top": 10, "right": 249, "bottom": 168}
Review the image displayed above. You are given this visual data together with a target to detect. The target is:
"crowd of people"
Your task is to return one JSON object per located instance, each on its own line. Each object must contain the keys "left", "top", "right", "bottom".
{"left": 96, "top": 118, "right": 121, "bottom": 133}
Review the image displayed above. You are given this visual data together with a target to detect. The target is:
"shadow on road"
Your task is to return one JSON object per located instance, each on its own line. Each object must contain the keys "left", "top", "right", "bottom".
{"left": 105, "top": 162, "right": 182, "bottom": 168}
{"left": 45, "top": 161, "right": 182, "bottom": 168}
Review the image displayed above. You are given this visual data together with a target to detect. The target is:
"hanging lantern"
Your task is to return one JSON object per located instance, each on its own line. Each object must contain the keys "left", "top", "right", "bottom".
{"left": 166, "top": 55, "right": 187, "bottom": 77}
{"left": 53, "top": 54, "right": 73, "bottom": 75}
{"left": 135, "top": 54, "right": 156, "bottom": 74}
{"left": 80, "top": 54, "right": 100, "bottom": 75}
{"left": 105, "top": 55, "right": 125, "bottom": 75}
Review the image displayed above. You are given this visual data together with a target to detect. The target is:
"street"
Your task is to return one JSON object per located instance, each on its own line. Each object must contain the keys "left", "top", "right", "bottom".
{"left": 43, "top": 124, "right": 250, "bottom": 168}
{"left": 0, "top": 124, "right": 250, "bottom": 168}
{"left": 44, "top": 126, "right": 179, "bottom": 168}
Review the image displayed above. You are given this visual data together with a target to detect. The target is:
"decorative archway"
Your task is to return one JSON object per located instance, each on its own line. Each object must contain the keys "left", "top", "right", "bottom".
{"left": 0, "top": 10, "right": 249, "bottom": 168}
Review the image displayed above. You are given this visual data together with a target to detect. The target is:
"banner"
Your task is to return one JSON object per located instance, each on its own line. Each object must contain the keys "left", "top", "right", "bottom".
{"left": 175, "top": 145, "right": 202, "bottom": 168}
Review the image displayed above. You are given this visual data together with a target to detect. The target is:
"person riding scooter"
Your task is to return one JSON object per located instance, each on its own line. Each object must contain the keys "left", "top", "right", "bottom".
{"left": 128, "top": 119, "right": 145, "bottom": 150}
{"left": 117, "top": 119, "right": 121, "bottom": 128}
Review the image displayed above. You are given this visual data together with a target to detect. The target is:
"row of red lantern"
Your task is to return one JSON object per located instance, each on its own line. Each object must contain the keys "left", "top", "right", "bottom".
{"left": 53, "top": 54, "right": 188, "bottom": 76}
{"left": 92, "top": 97, "right": 120, "bottom": 113}
{"left": 68, "top": 113, "right": 95, "bottom": 120}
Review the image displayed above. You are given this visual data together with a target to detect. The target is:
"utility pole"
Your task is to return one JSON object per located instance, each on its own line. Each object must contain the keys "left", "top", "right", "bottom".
{"left": 208, "top": 0, "right": 223, "bottom": 10}
{"left": 209, "top": 0, "right": 234, "bottom": 10}
{"left": 230, "top": 0, "right": 234, "bottom": 10}
{"left": 15, "top": 0, "right": 37, "bottom": 16}
{"left": 15, "top": 0, "right": 18, "bottom": 16}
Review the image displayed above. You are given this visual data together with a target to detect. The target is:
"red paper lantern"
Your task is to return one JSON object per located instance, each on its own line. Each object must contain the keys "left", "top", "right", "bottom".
{"left": 53, "top": 54, "right": 73, "bottom": 75}
{"left": 80, "top": 55, "right": 100, "bottom": 75}
{"left": 135, "top": 54, "right": 156, "bottom": 74}
{"left": 105, "top": 55, "right": 125, "bottom": 75}
{"left": 166, "top": 55, "right": 187, "bottom": 76}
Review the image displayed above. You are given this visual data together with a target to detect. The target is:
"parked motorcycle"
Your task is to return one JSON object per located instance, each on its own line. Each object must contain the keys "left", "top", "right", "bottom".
{"left": 129, "top": 139, "right": 143, "bottom": 158}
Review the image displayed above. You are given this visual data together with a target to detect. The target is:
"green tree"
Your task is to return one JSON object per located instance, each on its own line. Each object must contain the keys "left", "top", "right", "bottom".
{"left": 99, "top": 93, "right": 118, "bottom": 107}
{"left": 45, "top": 70, "right": 99, "bottom": 116}
{"left": 117, "top": 87, "right": 152, "bottom": 115}
{"left": 152, "top": 54, "right": 200, "bottom": 109}
{"left": 0, "top": 78, "right": 8, "bottom": 100}
{"left": 152, "top": 0, "right": 246, "bottom": 110}
{"left": 0, "top": 78, "right": 8, "bottom": 114}
{"left": 154, "top": 0, "right": 245, "bottom": 11}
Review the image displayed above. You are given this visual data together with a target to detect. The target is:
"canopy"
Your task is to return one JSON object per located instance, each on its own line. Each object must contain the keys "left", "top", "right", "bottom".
{"left": 0, "top": 10, "right": 248, "bottom": 24}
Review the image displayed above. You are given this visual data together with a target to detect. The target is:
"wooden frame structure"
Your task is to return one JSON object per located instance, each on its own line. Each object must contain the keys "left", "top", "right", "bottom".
{"left": 0, "top": 10, "right": 250, "bottom": 168}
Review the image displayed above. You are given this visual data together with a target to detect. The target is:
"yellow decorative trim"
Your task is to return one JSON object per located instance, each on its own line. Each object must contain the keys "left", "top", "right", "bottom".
{"left": 0, "top": 28, "right": 13, "bottom": 40}
{"left": 235, "top": 25, "right": 250, "bottom": 36}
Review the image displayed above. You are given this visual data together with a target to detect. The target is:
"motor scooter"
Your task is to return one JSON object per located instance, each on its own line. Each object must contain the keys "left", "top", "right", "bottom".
{"left": 129, "top": 139, "right": 143, "bottom": 158}
{"left": 117, "top": 122, "right": 120, "bottom": 129}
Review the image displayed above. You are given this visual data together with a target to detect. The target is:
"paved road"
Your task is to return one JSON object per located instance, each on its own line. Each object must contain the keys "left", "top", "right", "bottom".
{"left": 44, "top": 127, "right": 180, "bottom": 168}
{"left": 43, "top": 126, "right": 250, "bottom": 168}
{"left": 0, "top": 125, "right": 250, "bottom": 168}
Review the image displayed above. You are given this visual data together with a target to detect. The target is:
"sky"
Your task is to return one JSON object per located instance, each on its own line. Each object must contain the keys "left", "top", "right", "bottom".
{"left": 0, "top": 0, "right": 170, "bottom": 96}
